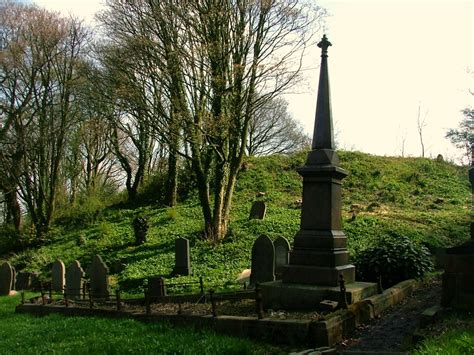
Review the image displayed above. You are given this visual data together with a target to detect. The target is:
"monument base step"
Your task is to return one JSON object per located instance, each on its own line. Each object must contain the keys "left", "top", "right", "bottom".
{"left": 260, "top": 280, "right": 378, "bottom": 310}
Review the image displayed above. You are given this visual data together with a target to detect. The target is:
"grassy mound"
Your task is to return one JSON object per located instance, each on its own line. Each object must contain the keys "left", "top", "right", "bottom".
{"left": 1, "top": 151, "right": 470, "bottom": 293}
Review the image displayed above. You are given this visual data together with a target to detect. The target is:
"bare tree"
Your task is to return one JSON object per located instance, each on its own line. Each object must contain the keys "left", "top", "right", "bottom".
{"left": 416, "top": 102, "right": 428, "bottom": 158}
{"left": 99, "top": 0, "right": 326, "bottom": 241}
{"left": 247, "top": 97, "right": 310, "bottom": 156}
{"left": 0, "top": 2, "right": 90, "bottom": 237}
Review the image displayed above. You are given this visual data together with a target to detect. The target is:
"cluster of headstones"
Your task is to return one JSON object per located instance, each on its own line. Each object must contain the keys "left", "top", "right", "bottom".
{"left": 250, "top": 235, "right": 290, "bottom": 285}
{"left": 0, "top": 236, "right": 193, "bottom": 298}
{"left": 0, "top": 255, "right": 110, "bottom": 299}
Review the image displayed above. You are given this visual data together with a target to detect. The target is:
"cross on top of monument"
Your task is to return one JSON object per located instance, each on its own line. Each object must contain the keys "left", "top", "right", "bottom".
{"left": 317, "top": 34, "right": 332, "bottom": 55}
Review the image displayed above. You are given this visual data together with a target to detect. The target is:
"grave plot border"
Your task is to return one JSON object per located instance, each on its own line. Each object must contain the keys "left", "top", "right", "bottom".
{"left": 15, "top": 279, "right": 421, "bottom": 346}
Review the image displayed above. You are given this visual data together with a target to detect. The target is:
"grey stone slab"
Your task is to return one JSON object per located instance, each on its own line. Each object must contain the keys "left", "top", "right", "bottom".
{"left": 66, "top": 260, "right": 85, "bottom": 300}
{"left": 89, "top": 255, "right": 110, "bottom": 299}
{"left": 0, "top": 262, "right": 14, "bottom": 295}
{"left": 52, "top": 259, "right": 65, "bottom": 292}
{"left": 250, "top": 235, "right": 275, "bottom": 285}
{"left": 249, "top": 201, "right": 266, "bottom": 220}
{"left": 172, "top": 237, "right": 191, "bottom": 276}
{"left": 274, "top": 236, "right": 290, "bottom": 279}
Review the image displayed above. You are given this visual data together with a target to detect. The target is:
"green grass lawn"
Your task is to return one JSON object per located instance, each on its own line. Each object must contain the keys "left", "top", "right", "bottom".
{"left": 0, "top": 293, "right": 285, "bottom": 354}
{"left": 414, "top": 315, "right": 474, "bottom": 354}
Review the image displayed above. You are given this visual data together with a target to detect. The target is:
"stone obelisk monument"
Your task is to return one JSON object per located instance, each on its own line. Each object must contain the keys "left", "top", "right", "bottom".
{"left": 261, "top": 35, "right": 376, "bottom": 309}
{"left": 282, "top": 35, "right": 355, "bottom": 286}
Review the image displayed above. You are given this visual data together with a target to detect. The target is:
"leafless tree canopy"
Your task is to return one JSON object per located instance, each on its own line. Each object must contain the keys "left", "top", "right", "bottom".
{"left": 1, "top": 0, "right": 326, "bottom": 241}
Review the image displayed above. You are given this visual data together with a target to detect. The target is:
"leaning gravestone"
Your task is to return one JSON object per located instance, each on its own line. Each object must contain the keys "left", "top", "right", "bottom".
{"left": 0, "top": 262, "right": 15, "bottom": 296}
{"left": 66, "top": 260, "right": 85, "bottom": 300}
{"left": 274, "top": 236, "right": 290, "bottom": 279}
{"left": 249, "top": 201, "right": 266, "bottom": 220}
{"left": 250, "top": 235, "right": 275, "bottom": 285}
{"left": 89, "top": 255, "right": 110, "bottom": 299}
{"left": 52, "top": 259, "right": 65, "bottom": 292}
{"left": 172, "top": 237, "right": 192, "bottom": 276}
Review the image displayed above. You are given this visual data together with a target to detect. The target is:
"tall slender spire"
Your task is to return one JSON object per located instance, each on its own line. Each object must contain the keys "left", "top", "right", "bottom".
{"left": 312, "top": 34, "right": 334, "bottom": 150}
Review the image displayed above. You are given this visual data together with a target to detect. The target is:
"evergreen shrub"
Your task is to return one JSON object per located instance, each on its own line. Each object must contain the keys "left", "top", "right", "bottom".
{"left": 353, "top": 234, "right": 434, "bottom": 288}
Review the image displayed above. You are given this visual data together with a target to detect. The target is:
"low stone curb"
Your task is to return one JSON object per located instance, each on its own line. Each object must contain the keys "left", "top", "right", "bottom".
{"left": 15, "top": 279, "right": 421, "bottom": 347}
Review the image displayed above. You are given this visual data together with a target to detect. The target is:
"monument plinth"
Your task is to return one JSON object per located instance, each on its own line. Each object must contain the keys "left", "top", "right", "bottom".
{"left": 282, "top": 35, "right": 355, "bottom": 286}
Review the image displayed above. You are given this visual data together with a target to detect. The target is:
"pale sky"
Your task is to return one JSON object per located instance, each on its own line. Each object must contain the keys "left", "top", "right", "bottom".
{"left": 33, "top": 0, "right": 473, "bottom": 162}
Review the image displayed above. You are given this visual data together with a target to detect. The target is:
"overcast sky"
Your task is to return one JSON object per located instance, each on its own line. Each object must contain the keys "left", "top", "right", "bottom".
{"left": 33, "top": 0, "right": 473, "bottom": 162}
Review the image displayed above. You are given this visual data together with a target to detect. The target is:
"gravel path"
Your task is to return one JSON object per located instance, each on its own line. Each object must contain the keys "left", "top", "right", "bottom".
{"left": 337, "top": 278, "right": 441, "bottom": 352}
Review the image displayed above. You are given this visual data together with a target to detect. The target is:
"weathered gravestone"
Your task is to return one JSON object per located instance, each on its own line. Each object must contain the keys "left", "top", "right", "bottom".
{"left": 172, "top": 237, "right": 192, "bottom": 276}
{"left": 0, "top": 262, "right": 15, "bottom": 296}
{"left": 52, "top": 259, "right": 65, "bottom": 292}
{"left": 274, "top": 236, "right": 290, "bottom": 279}
{"left": 89, "top": 255, "right": 110, "bottom": 299}
{"left": 249, "top": 201, "right": 266, "bottom": 220}
{"left": 250, "top": 235, "right": 275, "bottom": 285}
{"left": 148, "top": 276, "right": 167, "bottom": 298}
{"left": 15, "top": 272, "right": 38, "bottom": 290}
{"left": 66, "top": 260, "right": 85, "bottom": 300}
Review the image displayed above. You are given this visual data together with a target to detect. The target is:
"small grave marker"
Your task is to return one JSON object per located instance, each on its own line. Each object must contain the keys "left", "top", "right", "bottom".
{"left": 172, "top": 237, "right": 191, "bottom": 276}
{"left": 274, "top": 236, "right": 290, "bottom": 279}
{"left": 249, "top": 201, "right": 266, "bottom": 220}
{"left": 0, "top": 262, "right": 15, "bottom": 295}
{"left": 250, "top": 235, "right": 275, "bottom": 285}
{"left": 89, "top": 255, "right": 110, "bottom": 299}
{"left": 52, "top": 259, "right": 65, "bottom": 292}
{"left": 66, "top": 260, "right": 85, "bottom": 300}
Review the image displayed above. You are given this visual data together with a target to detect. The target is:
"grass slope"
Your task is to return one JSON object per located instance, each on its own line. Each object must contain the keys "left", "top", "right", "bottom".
{"left": 0, "top": 293, "right": 283, "bottom": 354}
{"left": 1, "top": 151, "right": 471, "bottom": 293}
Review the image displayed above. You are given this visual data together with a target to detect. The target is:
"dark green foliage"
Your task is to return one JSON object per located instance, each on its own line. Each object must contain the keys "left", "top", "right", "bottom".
{"left": 353, "top": 234, "right": 434, "bottom": 288}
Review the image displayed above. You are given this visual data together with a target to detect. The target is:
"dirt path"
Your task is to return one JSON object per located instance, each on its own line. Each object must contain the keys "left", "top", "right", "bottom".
{"left": 337, "top": 278, "right": 441, "bottom": 352}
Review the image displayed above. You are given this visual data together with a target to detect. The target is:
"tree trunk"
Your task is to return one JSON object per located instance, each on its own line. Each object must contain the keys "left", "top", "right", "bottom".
{"left": 4, "top": 189, "right": 21, "bottom": 232}
{"left": 166, "top": 139, "right": 179, "bottom": 207}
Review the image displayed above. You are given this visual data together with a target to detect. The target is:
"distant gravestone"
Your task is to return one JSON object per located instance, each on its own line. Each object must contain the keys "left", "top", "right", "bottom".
{"left": 148, "top": 276, "right": 167, "bottom": 297}
{"left": 0, "top": 262, "right": 15, "bottom": 295}
{"left": 15, "top": 272, "right": 37, "bottom": 290}
{"left": 249, "top": 201, "right": 266, "bottom": 220}
{"left": 274, "top": 236, "right": 290, "bottom": 279}
{"left": 52, "top": 259, "right": 65, "bottom": 292}
{"left": 250, "top": 235, "right": 275, "bottom": 285}
{"left": 66, "top": 260, "right": 85, "bottom": 300}
{"left": 89, "top": 255, "right": 110, "bottom": 299}
{"left": 172, "top": 238, "right": 191, "bottom": 276}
